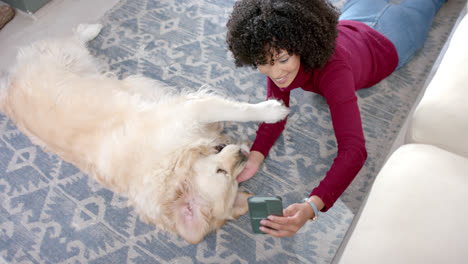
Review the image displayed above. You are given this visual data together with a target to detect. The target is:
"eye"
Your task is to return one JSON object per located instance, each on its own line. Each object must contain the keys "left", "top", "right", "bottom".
{"left": 217, "top": 168, "right": 227, "bottom": 174}
{"left": 279, "top": 57, "right": 289, "bottom": 63}
{"left": 215, "top": 144, "right": 226, "bottom": 153}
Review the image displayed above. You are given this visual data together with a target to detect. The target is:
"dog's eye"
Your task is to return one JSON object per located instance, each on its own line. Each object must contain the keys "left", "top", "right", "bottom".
{"left": 217, "top": 168, "right": 227, "bottom": 174}
{"left": 215, "top": 144, "right": 226, "bottom": 153}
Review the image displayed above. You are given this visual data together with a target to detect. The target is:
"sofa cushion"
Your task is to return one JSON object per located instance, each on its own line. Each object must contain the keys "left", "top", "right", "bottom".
{"left": 337, "top": 144, "right": 468, "bottom": 264}
{"left": 407, "top": 13, "right": 468, "bottom": 158}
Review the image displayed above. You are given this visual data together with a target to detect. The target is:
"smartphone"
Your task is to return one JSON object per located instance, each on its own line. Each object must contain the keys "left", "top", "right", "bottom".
{"left": 248, "top": 196, "right": 283, "bottom": 234}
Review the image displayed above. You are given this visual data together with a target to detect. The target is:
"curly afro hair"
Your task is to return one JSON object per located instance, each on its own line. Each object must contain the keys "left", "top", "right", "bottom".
{"left": 226, "top": 0, "right": 340, "bottom": 70}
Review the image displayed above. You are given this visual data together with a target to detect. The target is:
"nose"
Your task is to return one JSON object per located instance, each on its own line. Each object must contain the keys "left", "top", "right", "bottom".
{"left": 238, "top": 149, "right": 247, "bottom": 162}
{"left": 262, "top": 64, "right": 283, "bottom": 79}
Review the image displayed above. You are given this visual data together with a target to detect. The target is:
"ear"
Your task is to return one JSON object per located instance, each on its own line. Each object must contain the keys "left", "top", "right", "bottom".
{"left": 173, "top": 189, "right": 211, "bottom": 244}
{"left": 232, "top": 192, "right": 253, "bottom": 218}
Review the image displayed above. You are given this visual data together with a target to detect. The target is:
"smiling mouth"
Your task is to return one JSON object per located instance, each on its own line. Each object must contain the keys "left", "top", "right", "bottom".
{"left": 274, "top": 74, "right": 289, "bottom": 84}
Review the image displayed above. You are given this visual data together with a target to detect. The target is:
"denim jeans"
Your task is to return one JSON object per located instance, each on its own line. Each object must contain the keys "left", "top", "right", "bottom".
{"left": 339, "top": 0, "right": 446, "bottom": 69}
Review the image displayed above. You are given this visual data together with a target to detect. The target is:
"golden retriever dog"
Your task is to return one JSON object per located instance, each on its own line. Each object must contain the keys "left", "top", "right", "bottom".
{"left": 0, "top": 24, "right": 289, "bottom": 244}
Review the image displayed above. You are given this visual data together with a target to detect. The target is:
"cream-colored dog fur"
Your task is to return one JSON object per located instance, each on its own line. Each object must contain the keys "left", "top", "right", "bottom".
{"left": 0, "top": 24, "right": 289, "bottom": 244}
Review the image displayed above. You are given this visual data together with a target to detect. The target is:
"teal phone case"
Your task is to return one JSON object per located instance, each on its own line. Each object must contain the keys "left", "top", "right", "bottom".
{"left": 248, "top": 196, "right": 283, "bottom": 234}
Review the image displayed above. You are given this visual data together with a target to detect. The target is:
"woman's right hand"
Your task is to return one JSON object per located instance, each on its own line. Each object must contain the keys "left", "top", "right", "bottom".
{"left": 237, "top": 150, "right": 265, "bottom": 183}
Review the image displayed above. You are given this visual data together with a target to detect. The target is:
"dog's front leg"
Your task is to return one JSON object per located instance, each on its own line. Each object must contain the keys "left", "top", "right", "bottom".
{"left": 187, "top": 97, "right": 290, "bottom": 124}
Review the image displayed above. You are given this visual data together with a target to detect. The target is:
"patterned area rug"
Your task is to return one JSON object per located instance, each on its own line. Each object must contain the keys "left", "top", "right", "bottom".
{"left": 0, "top": 0, "right": 465, "bottom": 263}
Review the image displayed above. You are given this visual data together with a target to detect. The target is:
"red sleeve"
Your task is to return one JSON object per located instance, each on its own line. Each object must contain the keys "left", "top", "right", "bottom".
{"left": 250, "top": 77, "right": 290, "bottom": 157}
{"left": 310, "top": 65, "right": 367, "bottom": 211}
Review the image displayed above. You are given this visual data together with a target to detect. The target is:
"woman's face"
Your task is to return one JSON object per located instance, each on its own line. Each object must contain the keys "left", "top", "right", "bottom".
{"left": 257, "top": 50, "right": 301, "bottom": 88}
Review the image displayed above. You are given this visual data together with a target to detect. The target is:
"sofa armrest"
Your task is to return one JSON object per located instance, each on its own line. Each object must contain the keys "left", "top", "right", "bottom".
{"left": 406, "top": 13, "right": 468, "bottom": 158}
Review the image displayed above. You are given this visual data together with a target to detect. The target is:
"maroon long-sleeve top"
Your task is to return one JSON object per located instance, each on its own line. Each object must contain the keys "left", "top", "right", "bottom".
{"left": 251, "top": 20, "right": 398, "bottom": 211}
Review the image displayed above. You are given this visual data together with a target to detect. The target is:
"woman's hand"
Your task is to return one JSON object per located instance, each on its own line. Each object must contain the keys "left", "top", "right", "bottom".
{"left": 237, "top": 150, "right": 265, "bottom": 183}
{"left": 259, "top": 196, "right": 324, "bottom": 237}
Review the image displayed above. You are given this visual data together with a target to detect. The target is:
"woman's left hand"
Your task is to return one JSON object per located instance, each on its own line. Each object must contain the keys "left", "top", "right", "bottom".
{"left": 259, "top": 202, "right": 315, "bottom": 237}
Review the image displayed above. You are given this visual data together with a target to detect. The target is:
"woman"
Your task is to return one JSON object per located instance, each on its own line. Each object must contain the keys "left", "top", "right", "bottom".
{"left": 226, "top": 0, "right": 445, "bottom": 237}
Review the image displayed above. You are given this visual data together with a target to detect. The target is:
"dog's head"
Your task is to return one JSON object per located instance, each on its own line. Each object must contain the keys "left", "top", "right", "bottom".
{"left": 168, "top": 141, "right": 252, "bottom": 244}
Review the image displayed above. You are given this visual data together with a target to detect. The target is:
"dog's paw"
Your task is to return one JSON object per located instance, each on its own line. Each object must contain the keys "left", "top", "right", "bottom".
{"left": 76, "top": 24, "right": 103, "bottom": 42}
{"left": 257, "top": 100, "right": 290, "bottom": 123}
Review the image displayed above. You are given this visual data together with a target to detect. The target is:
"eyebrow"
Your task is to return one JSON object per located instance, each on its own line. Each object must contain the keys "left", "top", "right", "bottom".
{"left": 276, "top": 53, "right": 289, "bottom": 60}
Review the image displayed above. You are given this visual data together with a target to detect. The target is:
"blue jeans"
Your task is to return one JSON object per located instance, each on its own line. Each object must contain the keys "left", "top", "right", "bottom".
{"left": 339, "top": 0, "right": 446, "bottom": 69}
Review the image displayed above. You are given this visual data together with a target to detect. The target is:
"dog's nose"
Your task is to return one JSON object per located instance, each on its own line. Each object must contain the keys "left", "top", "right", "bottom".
{"left": 239, "top": 149, "right": 248, "bottom": 161}
{"left": 215, "top": 144, "right": 226, "bottom": 152}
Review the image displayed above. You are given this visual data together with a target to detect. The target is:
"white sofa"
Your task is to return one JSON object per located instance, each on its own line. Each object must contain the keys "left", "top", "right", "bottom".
{"left": 334, "top": 9, "right": 468, "bottom": 264}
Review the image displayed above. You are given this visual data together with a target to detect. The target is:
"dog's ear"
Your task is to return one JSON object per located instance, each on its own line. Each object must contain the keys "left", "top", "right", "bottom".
{"left": 232, "top": 191, "right": 253, "bottom": 218}
{"left": 173, "top": 181, "right": 212, "bottom": 244}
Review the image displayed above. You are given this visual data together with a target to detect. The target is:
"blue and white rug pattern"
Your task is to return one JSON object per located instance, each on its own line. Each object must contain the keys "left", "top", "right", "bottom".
{"left": 0, "top": 0, "right": 465, "bottom": 263}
